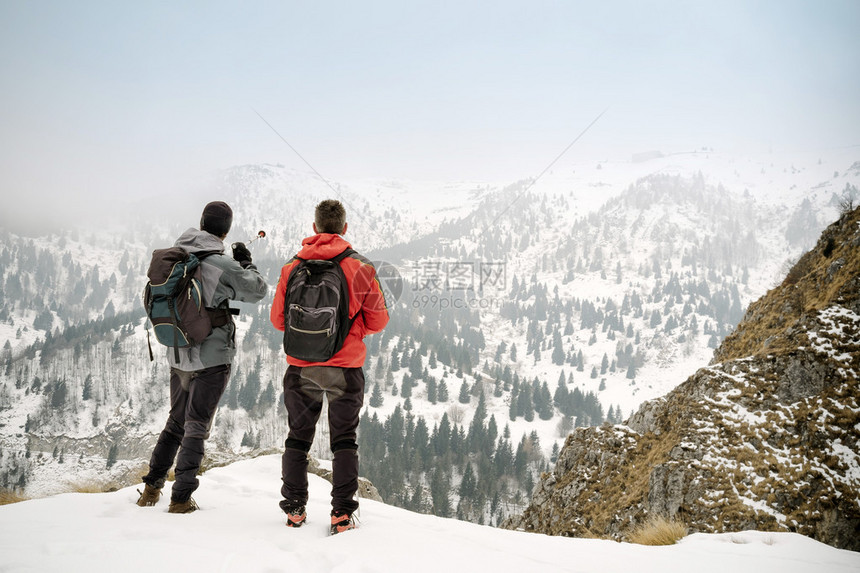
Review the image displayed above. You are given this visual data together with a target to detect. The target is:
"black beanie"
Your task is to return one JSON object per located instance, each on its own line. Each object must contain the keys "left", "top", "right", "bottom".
{"left": 200, "top": 201, "right": 233, "bottom": 237}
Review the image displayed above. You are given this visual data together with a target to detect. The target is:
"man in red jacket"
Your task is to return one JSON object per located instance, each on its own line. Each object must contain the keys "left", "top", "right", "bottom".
{"left": 270, "top": 199, "right": 389, "bottom": 534}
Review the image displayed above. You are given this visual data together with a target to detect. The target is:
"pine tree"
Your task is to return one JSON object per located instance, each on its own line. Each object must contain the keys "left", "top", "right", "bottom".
{"left": 538, "top": 382, "right": 554, "bottom": 420}
{"left": 551, "top": 330, "right": 565, "bottom": 365}
{"left": 409, "top": 486, "right": 424, "bottom": 513}
{"left": 401, "top": 375, "right": 413, "bottom": 398}
{"left": 495, "top": 341, "right": 506, "bottom": 362}
{"left": 260, "top": 382, "right": 275, "bottom": 407}
{"left": 426, "top": 377, "right": 438, "bottom": 404}
{"left": 387, "top": 405, "right": 406, "bottom": 452}
{"left": 430, "top": 466, "right": 451, "bottom": 517}
{"left": 514, "top": 438, "right": 528, "bottom": 481}
{"left": 81, "top": 375, "right": 92, "bottom": 401}
{"left": 226, "top": 375, "right": 240, "bottom": 409}
{"left": 241, "top": 430, "right": 255, "bottom": 447}
{"left": 33, "top": 308, "right": 53, "bottom": 331}
{"left": 458, "top": 380, "right": 470, "bottom": 404}
{"left": 554, "top": 376, "right": 569, "bottom": 410}
{"left": 106, "top": 443, "right": 118, "bottom": 469}
{"left": 467, "top": 394, "right": 487, "bottom": 452}
{"left": 486, "top": 415, "right": 498, "bottom": 450}
{"left": 437, "top": 381, "right": 449, "bottom": 402}
{"left": 459, "top": 463, "right": 477, "bottom": 499}
{"left": 50, "top": 380, "right": 67, "bottom": 409}
{"left": 494, "top": 437, "right": 514, "bottom": 478}
{"left": 369, "top": 383, "right": 384, "bottom": 408}
{"left": 238, "top": 368, "right": 261, "bottom": 411}
{"left": 523, "top": 389, "right": 535, "bottom": 422}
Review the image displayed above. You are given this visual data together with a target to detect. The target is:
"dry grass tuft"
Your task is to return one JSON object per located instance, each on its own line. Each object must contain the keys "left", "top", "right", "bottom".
{"left": 67, "top": 481, "right": 113, "bottom": 494}
{"left": 66, "top": 465, "right": 149, "bottom": 494}
{"left": 0, "top": 490, "right": 30, "bottom": 506}
{"left": 628, "top": 515, "right": 688, "bottom": 546}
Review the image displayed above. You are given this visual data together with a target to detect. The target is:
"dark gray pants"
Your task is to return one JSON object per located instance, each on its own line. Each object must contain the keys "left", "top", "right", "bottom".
{"left": 143, "top": 364, "right": 230, "bottom": 502}
{"left": 280, "top": 365, "right": 364, "bottom": 514}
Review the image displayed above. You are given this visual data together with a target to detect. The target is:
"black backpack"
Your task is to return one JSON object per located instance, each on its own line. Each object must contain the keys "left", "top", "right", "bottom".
{"left": 283, "top": 248, "right": 355, "bottom": 362}
{"left": 143, "top": 247, "right": 228, "bottom": 362}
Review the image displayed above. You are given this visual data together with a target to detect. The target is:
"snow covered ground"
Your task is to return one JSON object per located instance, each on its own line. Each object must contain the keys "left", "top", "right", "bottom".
{"left": 1, "top": 455, "right": 858, "bottom": 573}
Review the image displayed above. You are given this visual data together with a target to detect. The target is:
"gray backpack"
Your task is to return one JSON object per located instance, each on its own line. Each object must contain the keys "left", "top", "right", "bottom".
{"left": 283, "top": 248, "right": 355, "bottom": 362}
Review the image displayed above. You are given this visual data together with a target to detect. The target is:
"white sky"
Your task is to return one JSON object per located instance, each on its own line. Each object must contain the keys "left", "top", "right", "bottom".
{"left": 1, "top": 1, "right": 859, "bottom": 231}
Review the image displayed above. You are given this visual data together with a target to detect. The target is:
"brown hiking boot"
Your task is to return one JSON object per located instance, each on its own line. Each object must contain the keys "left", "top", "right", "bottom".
{"left": 136, "top": 484, "right": 162, "bottom": 507}
{"left": 168, "top": 498, "right": 199, "bottom": 514}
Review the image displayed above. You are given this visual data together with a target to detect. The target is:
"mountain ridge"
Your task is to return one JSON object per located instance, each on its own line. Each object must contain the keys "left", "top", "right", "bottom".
{"left": 503, "top": 206, "right": 860, "bottom": 550}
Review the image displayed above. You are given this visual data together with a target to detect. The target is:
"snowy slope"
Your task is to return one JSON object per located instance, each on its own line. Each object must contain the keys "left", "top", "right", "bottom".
{"left": 1, "top": 455, "right": 858, "bottom": 573}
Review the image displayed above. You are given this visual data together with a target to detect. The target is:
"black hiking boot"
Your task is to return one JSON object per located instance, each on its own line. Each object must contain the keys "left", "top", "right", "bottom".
{"left": 330, "top": 510, "right": 356, "bottom": 535}
{"left": 168, "top": 497, "right": 199, "bottom": 514}
{"left": 136, "top": 484, "right": 162, "bottom": 507}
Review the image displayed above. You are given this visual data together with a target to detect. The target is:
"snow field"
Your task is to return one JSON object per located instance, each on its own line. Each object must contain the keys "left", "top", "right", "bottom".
{"left": 1, "top": 454, "right": 859, "bottom": 573}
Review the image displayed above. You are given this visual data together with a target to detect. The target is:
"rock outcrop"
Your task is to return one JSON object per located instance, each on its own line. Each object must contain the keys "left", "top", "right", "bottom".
{"left": 504, "top": 207, "right": 860, "bottom": 550}
{"left": 308, "top": 456, "right": 383, "bottom": 502}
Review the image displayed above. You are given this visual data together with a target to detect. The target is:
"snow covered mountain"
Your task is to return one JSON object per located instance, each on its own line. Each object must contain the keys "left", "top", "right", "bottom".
{"left": 505, "top": 206, "right": 860, "bottom": 549}
{"left": 1, "top": 147, "right": 858, "bottom": 528}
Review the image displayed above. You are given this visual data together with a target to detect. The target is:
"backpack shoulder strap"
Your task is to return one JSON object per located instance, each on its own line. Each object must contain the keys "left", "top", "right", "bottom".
{"left": 194, "top": 250, "right": 222, "bottom": 262}
{"left": 331, "top": 248, "right": 356, "bottom": 264}
{"left": 291, "top": 248, "right": 355, "bottom": 265}
{"left": 332, "top": 248, "right": 357, "bottom": 322}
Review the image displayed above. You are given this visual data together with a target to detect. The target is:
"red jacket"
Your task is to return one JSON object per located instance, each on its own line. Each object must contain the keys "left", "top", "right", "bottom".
{"left": 270, "top": 233, "right": 389, "bottom": 368}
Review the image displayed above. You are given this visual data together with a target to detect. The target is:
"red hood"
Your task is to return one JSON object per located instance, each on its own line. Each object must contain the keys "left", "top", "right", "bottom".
{"left": 297, "top": 233, "right": 352, "bottom": 260}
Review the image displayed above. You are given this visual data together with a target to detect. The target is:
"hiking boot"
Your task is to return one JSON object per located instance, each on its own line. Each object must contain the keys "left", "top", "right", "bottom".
{"left": 136, "top": 484, "right": 162, "bottom": 507}
{"left": 285, "top": 506, "right": 307, "bottom": 528}
{"left": 330, "top": 510, "right": 356, "bottom": 535}
{"left": 168, "top": 498, "right": 199, "bottom": 514}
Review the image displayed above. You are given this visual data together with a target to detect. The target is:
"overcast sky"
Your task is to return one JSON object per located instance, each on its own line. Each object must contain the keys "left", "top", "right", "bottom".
{"left": 1, "top": 1, "right": 859, "bottom": 231}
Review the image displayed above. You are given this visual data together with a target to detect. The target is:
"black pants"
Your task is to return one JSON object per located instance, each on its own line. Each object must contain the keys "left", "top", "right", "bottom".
{"left": 280, "top": 365, "right": 365, "bottom": 514}
{"left": 143, "top": 364, "right": 230, "bottom": 502}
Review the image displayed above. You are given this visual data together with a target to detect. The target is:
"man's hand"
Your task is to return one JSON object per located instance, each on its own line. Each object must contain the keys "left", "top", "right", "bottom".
{"left": 232, "top": 242, "right": 253, "bottom": 268}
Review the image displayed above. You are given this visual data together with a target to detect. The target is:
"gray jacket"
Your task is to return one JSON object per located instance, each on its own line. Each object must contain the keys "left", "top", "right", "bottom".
{"left": 167, "top": 228, "right": 268, "bottom": 371}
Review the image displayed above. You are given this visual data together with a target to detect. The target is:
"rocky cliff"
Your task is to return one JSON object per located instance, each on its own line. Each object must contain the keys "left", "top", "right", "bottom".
{"left": 503, "top": 206, "right": 860, "bottom": 550}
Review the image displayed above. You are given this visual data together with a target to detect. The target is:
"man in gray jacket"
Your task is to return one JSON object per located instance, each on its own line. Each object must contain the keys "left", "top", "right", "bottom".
{"left": 136, "top": 201, "right": 268, "bottom": 513}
